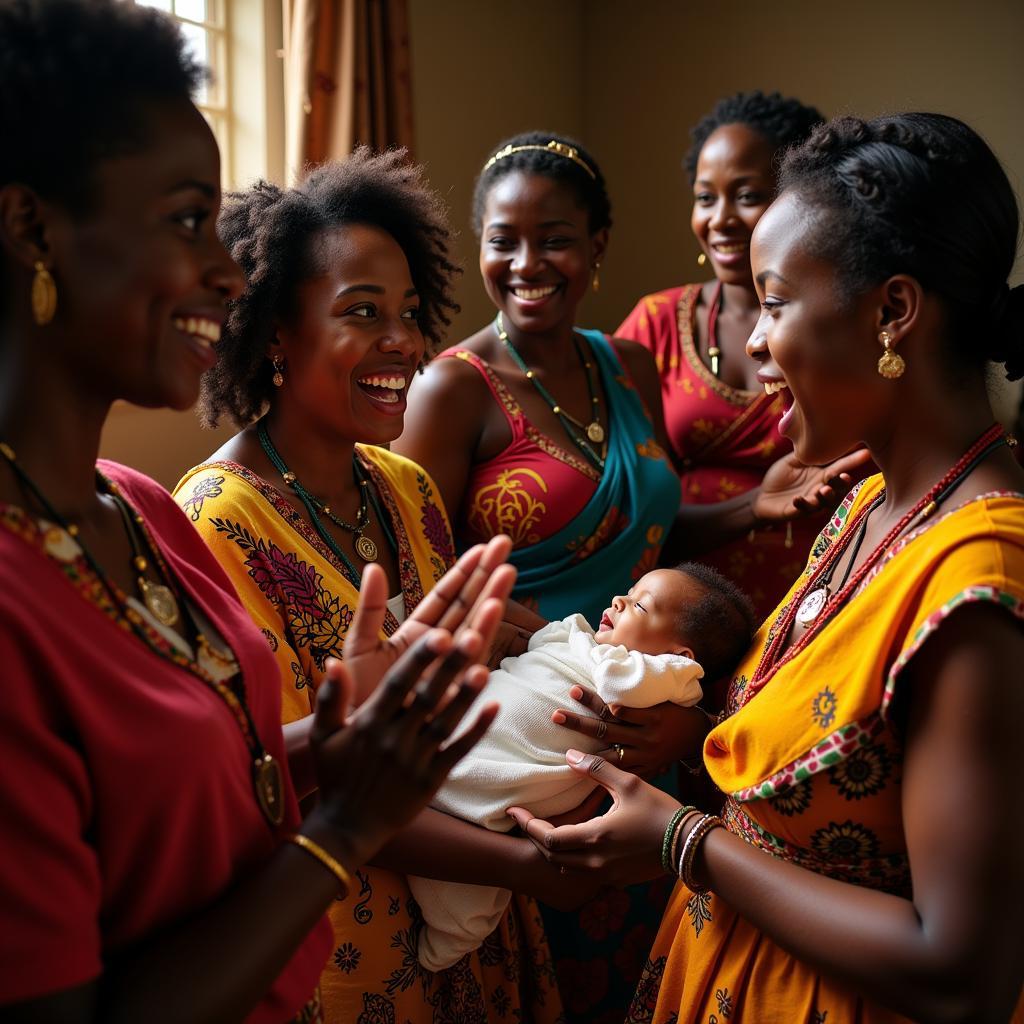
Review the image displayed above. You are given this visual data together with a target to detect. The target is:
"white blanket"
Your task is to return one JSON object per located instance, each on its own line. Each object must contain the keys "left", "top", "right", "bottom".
{"left": 409, "top": 614, "right": 703, "bottom": 971}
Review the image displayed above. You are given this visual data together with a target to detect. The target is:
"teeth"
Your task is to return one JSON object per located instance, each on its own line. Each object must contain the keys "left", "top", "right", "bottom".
{"left": 713, "top": 243, "right": 746, "bottom": 254}
{"left": 512, "top": 285, "right": 557, "bottom": 300}
{"left": 763, "top": 380, "right": 788, "bottom": 395}
{"left": 173, "top": 317, "right": 221, "bottom": 345}
{"left": 357, "top": 375, "right": 406, "bottom": 390}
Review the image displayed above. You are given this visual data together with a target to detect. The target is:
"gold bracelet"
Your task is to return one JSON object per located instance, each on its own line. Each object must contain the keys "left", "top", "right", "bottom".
{"left": 288, "top": 833, "right": 352, "bottom": 898}
{"left": 678, "top": 813, "right": 723, "bottom": 893}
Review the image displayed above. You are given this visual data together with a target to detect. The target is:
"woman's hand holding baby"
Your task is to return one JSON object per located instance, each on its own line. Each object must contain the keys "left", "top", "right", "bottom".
{"left": 553, "top": 684, "right": 711, "bottom": 778}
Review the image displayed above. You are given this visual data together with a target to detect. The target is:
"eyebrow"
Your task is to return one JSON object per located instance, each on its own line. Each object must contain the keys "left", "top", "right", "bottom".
{"left": 694, "top": 175, "right": 766, "bottom": 188}
{"left": 485, "top": 219, "right": 576, "bottom": 230}
{"left": 165, "top": 179, "right": 217, "bottom": 198}
{"left": 756, "top": 270, "right": 790, "bottom": 288}
{"left": 334, "top": 285, "right": 419, "bottom": 299}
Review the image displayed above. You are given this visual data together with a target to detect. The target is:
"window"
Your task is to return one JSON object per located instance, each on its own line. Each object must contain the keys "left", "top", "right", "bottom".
{"left": 134, "top": 0, "right": 233, "bottom": 185}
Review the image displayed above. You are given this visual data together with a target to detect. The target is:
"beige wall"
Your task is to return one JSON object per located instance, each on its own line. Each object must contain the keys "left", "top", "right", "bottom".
{"left": 100, "top": 0, "right": 1024, "bottom": 486}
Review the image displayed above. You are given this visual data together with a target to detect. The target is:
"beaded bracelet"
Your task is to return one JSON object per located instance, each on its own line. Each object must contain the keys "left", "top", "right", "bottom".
{"left": 288, "top": 833, "right": 353, "bottom": 898}
{"left": 677, "top": 813, "right": 723, "bottom": 893}
{"left": 660, "top": 805, "right": 696, "bottom": 872}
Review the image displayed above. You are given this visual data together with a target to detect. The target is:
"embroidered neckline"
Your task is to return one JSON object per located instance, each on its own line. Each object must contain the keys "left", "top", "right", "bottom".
{"left": 677, "top": 284, "right": 759, "bottom": 406}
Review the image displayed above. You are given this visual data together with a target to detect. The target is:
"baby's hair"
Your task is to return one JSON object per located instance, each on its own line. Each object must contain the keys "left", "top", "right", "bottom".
{"left": 672, "top": 562, "right": 756, "bottom": 682}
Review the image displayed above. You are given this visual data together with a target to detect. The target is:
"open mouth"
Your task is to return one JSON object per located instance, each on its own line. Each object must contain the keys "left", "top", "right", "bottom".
{"left": 510, "top": 284, "right": 559, "bottom": 301}
{"left": 172, "top": 316, "right": 221, "bottom": 350}
{"left": 711, "top": 241, "right": 748, "bottom": 256}
{"left": 356, "top": 373, "right": 408, "bottom": 406}
{"left": 763, "top": 380, "right": 789, "bottom": 396}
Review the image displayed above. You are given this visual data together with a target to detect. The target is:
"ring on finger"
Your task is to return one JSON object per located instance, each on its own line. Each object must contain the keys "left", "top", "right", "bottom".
{"left": 598, "top": 704, "right": 611, "bottom": 721}
{"left": 596, "top": 719, "right": 608, "bottom": 740}
{"left": 612, "top": 743, "right": 624, "bottom": 764}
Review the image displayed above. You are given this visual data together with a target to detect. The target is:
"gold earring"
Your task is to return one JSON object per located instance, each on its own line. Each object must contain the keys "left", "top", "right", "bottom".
{"left": 877, "top": 330, "right": 905, "bottom": 379}
{"left": 271, "top": 354, "right": 285, "bottom": 387}
{"left": 592, "top": 263, "right": 601, "bottom": 293}
{"left": 697, "top": 252, "right": 707, "bottom": 267}
{"left": 31, "top": 261, "right": 57, "bottom": 326}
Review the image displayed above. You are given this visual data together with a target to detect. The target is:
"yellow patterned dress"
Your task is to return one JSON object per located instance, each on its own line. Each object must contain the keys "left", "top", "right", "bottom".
{"left": 175, "top": 446, "right": 563, "bottom": 1024}
{"left": 627, "top": 475, "right": 1024, "bottom": 1023}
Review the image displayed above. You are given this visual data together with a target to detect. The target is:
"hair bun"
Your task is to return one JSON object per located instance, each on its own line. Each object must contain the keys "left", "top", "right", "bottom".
{"left": 988, "top": 282, "right": 1024, "bottom": 381}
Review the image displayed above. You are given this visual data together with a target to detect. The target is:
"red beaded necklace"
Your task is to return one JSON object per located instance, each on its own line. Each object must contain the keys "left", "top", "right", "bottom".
{"left": 752, "top": 422, "right": 1009, "bottom": 686}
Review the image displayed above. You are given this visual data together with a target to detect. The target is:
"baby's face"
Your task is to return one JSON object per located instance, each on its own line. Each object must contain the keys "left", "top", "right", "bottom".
{"left": 594, "top": 569, "right": 697, "bottom": 657}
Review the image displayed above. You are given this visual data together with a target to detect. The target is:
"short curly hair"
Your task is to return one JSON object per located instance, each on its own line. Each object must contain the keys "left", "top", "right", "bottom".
{"left": 472, "top": 131, "right": 612, "bottom": 236}
{"left": 684, "top": 90, "right": 824, "bottom": 185}
{"left": 672, "top": 562, "right": 756, "bottom": 684}
{"left": 779, "top": 113, "right": 1024, "bottom": 381}
{"left": 0, "top": 0, "right": 203, "bottom": 214}
{"left": 200, "top": 148, "right": 460, "bottom": 428}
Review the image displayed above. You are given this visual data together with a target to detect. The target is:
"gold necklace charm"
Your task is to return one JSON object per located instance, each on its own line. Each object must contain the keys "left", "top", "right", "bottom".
{"left": 253, "top": 753, "right": 285, "bottom": 827}
{"left": 136, "top": 575, "right": 180, "bottom": 627}
{"left": 586, "top": 421, "right": 605, "bottom": 444}
{"left": 354, "top": 533, "right": 378, "bottom": 561}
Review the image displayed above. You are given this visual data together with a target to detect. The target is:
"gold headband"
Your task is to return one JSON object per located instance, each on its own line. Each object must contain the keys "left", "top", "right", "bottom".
{"left": 482, "top": 140, "right": 597, "bottom": 180}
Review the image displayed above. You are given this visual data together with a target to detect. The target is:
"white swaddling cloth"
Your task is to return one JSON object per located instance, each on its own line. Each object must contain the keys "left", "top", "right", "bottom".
{"left": 408, "top": 613, "right": 704, "bottom": 971}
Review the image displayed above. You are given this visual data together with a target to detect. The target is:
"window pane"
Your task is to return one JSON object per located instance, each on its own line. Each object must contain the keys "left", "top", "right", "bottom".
{"left": 179, "top": 22, "right": 210, "bottom": 103}
{"left": 174, "top": 0, "right": 208, "bottom": 23}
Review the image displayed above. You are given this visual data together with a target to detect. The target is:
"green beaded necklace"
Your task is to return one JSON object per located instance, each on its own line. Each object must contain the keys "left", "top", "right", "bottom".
{"left": 256, "top": 418, "right": 396, "bottom": 587}
{"left": 495, "top": 312, "right": 607, "bottom": 472}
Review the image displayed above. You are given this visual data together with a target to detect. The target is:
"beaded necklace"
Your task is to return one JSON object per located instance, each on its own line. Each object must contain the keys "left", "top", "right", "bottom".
{"left": 753, "top": 423, "right": 1010, "bottom": 686}
{"left": 256, "top": 418, "right": 396, "bottom": 587}
{"left": 0, "top": 441, "right": 285, "bottom": 828}
{"left": 495, "top": 312, "right": 607, "bottom": 471}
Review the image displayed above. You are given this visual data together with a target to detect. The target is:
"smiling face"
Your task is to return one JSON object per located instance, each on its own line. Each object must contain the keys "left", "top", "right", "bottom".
{"left": 748, "top": 191, "right": 885, "bottom": 464}
{"left": 691, "top": 123, "right": 777, "bottom": 289}
{"left": 479, "top": 171, "right": 606, "bottom": 335}
{"left": 272, "top": 223, "right": 424, "bottom": 446}
{"left": 594, "top": 569, "right": 699, "bottom": 657}
{"left": 47, "top": 98, "right": 242, "bottom": 411}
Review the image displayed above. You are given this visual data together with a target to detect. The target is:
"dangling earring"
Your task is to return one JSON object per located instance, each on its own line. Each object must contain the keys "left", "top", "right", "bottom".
{"left": 31, "top": 261, "right": 57, "bottom": 326}
{"left": 592, "top": 263, "right": 601, "bottom": 293}
{"left": 876, "top": 330, "right": 905, "bottom": 379}
{"left": 271, "top": 354, "right": 285, "bottom": 387}
{"left": 697, "top": 252, "right": 707, "bottom": 267}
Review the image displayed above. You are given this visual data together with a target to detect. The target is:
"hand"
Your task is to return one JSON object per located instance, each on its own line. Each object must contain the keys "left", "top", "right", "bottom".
{"left": 308, "top": 622, "right": 501, "bottom": 871}
{"left": 752, "top": 448, "right": 873, "bottom": 523}
{"left": 553, "top": 684, "right": 711, "bottom": 778}
{"left": 343, "top": 535, "right": 516, "bottom": 704}
{"left": 485, "top": 620, "right": 532, "bottom": 669}
{"left": 508, "top": 749, "right": 683, "bottom": 887}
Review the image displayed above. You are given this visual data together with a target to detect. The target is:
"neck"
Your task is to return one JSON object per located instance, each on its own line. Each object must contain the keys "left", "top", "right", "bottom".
{"left": 260, "top": 405, "right": 360, "bottom": 503}
{"left": 866, "top": 380, "right": 1000, "bottom": 514}
{"left": 0, "top": 344, "right": 112, "bottom": 521}
{"left": 496, "top": 313, "right": 584, "bottom": 373}
{"left": 718, "top": 280, "right": 761, "bottom": 319}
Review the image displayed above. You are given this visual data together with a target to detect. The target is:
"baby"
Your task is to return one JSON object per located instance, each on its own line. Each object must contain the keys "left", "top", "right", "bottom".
{"left": 409, "top": 562, "right": 755, "bottom": 971}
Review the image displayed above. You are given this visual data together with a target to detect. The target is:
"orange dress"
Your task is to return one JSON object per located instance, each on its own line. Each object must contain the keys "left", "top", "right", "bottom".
{"left": 617, "top": 284, "right": 829, "bottom": 620}
{"left": 628, "top": 475, "right": 1024, "bottom": 1023}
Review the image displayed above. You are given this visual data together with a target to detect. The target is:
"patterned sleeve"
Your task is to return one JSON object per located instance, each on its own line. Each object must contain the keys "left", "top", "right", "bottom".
{"left": 882, "top": 533, "right": 1024, "bottom": 716}
{"left": 176, "top": 471, "right": 318, "bottom": 725}
{"left": 614, "top": 293, "right": 655, "bottom": 347}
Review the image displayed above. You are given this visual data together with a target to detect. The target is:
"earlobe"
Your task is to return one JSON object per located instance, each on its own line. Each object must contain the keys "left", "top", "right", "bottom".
{"left": 0, "top": 183, "right": 53, "bottom": 269}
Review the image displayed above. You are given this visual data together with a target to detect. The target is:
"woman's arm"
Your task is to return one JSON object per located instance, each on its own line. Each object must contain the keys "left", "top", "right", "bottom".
{"left": 661, "top": 448, "right": 874, "bottom": 562}
{"left": 3, "top": 557, "right": 512, "bottom": 1024}
{"left": 512, "top": 604, "right": 1024, "bottom": 1024}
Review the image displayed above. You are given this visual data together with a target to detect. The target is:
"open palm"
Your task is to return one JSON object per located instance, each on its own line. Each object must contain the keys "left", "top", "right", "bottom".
{"left": 753, "top": 448, "right": 873, "bottom": 523}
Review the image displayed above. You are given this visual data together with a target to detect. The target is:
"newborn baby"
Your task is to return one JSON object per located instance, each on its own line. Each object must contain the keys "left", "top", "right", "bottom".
{"left": 409, "top": 562, "right": 755, "bottom": 971}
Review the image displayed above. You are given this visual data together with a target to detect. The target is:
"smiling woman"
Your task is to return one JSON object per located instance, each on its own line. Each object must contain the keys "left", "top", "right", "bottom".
{"left": 173, "top": 150, "right": 567, "bottom": 1023}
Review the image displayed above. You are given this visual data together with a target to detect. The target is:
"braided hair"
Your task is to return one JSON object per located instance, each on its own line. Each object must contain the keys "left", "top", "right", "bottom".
{"left": 472, "top": 131, "right": 612, "bottom": 235}
{"left": 779, "top": 113, "right": 1024, "bottom": 381}
{"left": 200, "top": 148, "right": 460, "bottom": 428}
{"left": 684, "top": 91, "right": 824, "bottom": 185}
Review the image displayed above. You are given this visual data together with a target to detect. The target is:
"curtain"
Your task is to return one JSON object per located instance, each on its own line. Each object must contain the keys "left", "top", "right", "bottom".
{"left": 282, "top": 0, "right": 415, "bottom": 183}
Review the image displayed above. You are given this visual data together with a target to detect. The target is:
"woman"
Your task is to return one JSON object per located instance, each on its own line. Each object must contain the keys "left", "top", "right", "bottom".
{"left": 175, "top": 153, "right": 570, "bottom": 1022}
{"left": 395, "top": 130, "right": 865, "bottom": 1022}
{"left": 512, "top": 113, "right": 1024, "bottom": 1023}
{"left": 0, "top": 3, "right": 513, "bottom": 1021}
{"left": 617, "top": 91, "right": 829, "bottom": 619}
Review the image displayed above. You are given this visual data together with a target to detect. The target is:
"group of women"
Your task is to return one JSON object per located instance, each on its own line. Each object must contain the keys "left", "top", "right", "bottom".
{"left": 1, "top": 2, "right": 1021, "bottom": 1023}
